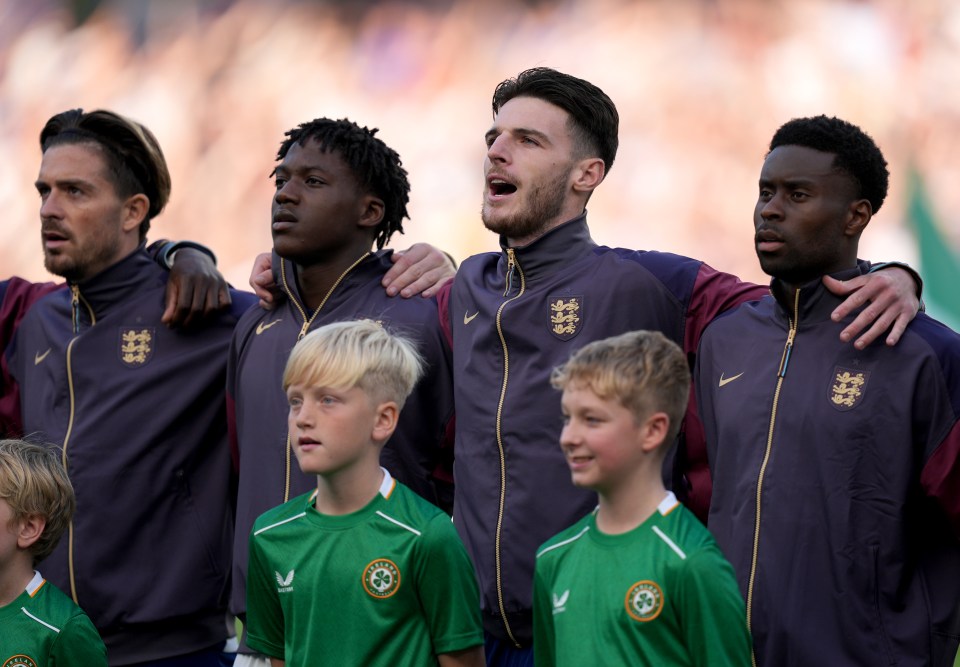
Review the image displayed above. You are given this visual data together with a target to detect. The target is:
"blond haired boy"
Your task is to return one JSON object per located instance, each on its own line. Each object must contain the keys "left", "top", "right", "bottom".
{"left": 533, "top": 331, "right": 751, "bottom": 666}
{"left": 0, "top": 439, "right": 106, "bottom": 665}
{"left": 245, "top": 320, "right": 483, "bottom": 667}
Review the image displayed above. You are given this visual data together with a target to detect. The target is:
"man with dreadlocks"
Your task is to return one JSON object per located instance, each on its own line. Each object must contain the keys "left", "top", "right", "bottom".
{"left": 226, "top": 117, "right": 455, "bottom": 665}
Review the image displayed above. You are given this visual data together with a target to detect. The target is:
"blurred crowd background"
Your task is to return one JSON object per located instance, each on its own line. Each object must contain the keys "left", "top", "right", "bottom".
{"left": 1, "top": 0, "right": 958, "bottom": 325}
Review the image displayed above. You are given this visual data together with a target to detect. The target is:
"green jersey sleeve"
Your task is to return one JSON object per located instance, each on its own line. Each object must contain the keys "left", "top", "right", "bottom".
{"left": 414, "top": 513, "right": 483, "bottom": 655}
{"left": 245, "top": 529, "right": 285, "bottom": 659}
{"left": 677, "top": 549, "right": 752, "bottom": 666}
{"left": 50, "top": 612, "right": 108, "bottom": 666}
{"left": 532, "top": 559, "right": 558, "bottom": 667}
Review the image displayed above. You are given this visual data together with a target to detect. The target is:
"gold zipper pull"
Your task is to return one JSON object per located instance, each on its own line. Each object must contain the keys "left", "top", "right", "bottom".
{"left": 777, "top": 290, "right": 801, "bottom": 378}
{"left": 503, "top": 248, "right": 516, "bottom": 297}
{"left": 298, "top": 321, "right": 310, "bottom": 340}
{"left": 71, "top": 284, "right": 81, "bottom": 334}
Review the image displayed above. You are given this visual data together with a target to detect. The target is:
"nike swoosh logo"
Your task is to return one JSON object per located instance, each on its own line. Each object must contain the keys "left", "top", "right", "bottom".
{"left": 718, "top": 372, "right": 744, "bottom": 387}
{"left": 463, "top": 311, "right": 479, "bottom": 325}
{"left": 256, "top": 319, "right": 282, "bottom": 335}
{"left": 34, "top": 348, "right": 52, "bottom": 365}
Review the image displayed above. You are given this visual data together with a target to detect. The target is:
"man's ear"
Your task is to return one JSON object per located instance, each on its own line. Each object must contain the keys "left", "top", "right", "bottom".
{"left": 358, "top": 195, "right": 385, "bottom": 231}
{"left": 571, "top": 157, "right": 606, "bottom": 195}
{"left": 845, "top": 199, "right": 872, "bottom": 237}
{"left": 638, "top": 412, "right": 670, "bottom": 454}
{"left": 122, "top": 194, "right": 150, "bottom": 233}
{"left": 371, "top": 401, "right": 399, "bottom": 443}
{"left": 17, "top": 514, "right": 46, "bottom": 550}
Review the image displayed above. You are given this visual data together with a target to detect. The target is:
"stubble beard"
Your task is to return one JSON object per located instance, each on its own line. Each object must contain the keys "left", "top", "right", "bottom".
{"left": 42, "top": 219, "right": 127, "bottom": 283}
{"left": 482, "top": 169, "right": 571, "bottom": 244}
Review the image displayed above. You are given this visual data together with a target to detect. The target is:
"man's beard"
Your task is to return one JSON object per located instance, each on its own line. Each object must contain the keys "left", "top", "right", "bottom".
{"left": 42, "top": 221, "right": 125, "bottom": 283}
{"left": 482, "top": 168, "right": 569, "bottom": 244}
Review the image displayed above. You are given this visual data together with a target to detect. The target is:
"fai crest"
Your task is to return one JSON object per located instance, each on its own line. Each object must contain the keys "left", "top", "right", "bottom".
{"left": 548, "top": 295, "right": 582, "bottom": 341}
{"left": 119, "top": 328, "right": 154, "bottom": 367}
{"left": 829, "top": 367, "right": 869, "bottom": 411}
{"left": 3, "top": 656, "right": 39, "bottom": 667}
{"left": 362, "top": 558, "right": 401, "bottom": 599}
{"left": 625, "top": 580, "right": 663, "bottom": 622}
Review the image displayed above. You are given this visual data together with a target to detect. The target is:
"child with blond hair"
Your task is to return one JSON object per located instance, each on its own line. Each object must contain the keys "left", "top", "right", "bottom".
{"left": 533, "top": 331, "right": 750, "bottom": 666}
{"left": 245, "top": 320, "right": 482, "bottom": 666}
{"left": 0, "top": 439, "right": 106, "bottom": 664}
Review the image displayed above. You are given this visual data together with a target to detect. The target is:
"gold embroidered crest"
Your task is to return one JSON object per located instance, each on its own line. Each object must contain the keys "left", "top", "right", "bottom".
{"left": 830, "top": 367, "right": 869, "bottom": 410}
{"left": 549, "top": 296, "right": 582, "bottom": 341}
{"left": 120, "top": 328, "right": 154, "bottom": 367}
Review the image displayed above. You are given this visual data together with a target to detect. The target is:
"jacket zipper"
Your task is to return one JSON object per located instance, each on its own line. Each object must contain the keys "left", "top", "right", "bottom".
{"left": 746, "top": 288, "right": 799, "bottom": 667}
{"left": 494, "top": 248, "right": 526, "bottom": 647}
{"left": 279, "top": 253, "right": 370, "bottom": 502}
{"left": 65, "top": 284, "right": 96, "bottom": 604}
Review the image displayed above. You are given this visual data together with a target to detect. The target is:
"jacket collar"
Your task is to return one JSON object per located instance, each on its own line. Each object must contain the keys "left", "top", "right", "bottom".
{"left": 71, "top": 244, "right": 155, "bottom": 318}
{"left": 769, "top": 261, "right": 870, "bottom": 325}
{"left": 498, "top": 213, "right": 597, "bottom": 282}
{"left": 279, "top": 249, "right": 389, "bottom": 310}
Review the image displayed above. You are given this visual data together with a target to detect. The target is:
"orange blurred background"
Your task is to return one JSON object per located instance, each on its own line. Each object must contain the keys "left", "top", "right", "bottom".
{"left": 1, "top": 0, "right": 958, "bottom": 310}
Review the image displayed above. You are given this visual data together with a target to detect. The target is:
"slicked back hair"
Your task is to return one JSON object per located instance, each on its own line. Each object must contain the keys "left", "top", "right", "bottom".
{"left": 40, "top": 109, "right": 171, "bottom": 240}
{"left": 769, "top": 115, "right": 889, "bottom": 214}
{"left": 492, "top": 67, "right": 619, "bottom": 176}
{"left": 276, "top": 118, "right": 410, "bottom": 249}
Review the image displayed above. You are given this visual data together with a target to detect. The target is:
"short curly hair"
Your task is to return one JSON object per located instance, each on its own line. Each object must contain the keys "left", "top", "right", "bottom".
{"left": 769, "top": 115, "right": 889, "bottom": 213}
{"left": 0, "top": 439, "right": 76, "bottom": 565}
{"left": 276, "top": 118, "right": 410, "bottom": 249}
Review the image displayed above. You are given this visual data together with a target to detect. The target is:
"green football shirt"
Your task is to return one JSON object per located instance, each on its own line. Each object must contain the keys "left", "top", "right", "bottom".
{"left": 534, "top": 492, "right": 751, "bottom": 667}
{"left": 246, "top": 469, "right": 482, "bottom": 666}
{"left": 0, "top": 571, "right": 107, "bottom": 667}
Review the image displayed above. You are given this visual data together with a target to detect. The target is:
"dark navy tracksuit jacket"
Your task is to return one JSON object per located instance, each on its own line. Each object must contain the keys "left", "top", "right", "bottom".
{"left": 444, "top": 215, "right": 763, "bottom": 646}
{"left": 5, "top": 247, "right": 255, "bottom": 665}
{"left": 697, "top": 264, "right": 960, "bottom": 666}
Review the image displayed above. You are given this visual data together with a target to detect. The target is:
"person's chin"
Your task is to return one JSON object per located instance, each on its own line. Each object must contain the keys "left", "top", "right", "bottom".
{"left": 43, "top": 256, "right": 74, "bottom": 280}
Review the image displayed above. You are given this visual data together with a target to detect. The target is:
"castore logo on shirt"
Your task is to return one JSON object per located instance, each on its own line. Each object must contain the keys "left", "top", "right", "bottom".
{"left": 275, "top": 570, "right": 294, "bottom": 593}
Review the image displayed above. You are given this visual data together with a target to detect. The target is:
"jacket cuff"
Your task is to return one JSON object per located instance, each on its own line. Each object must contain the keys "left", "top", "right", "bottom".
{"left": 157, "top": 240, "right": 218, "bottom": 269}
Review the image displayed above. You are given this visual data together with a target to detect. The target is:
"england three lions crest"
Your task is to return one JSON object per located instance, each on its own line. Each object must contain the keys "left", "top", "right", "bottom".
{"left": 119, "top": 328, "right": 154, "bottom": 367}
{"left": 829, "top": 366, "right": 869, "bottom": 411}
{"left": 549, "top": 295, "right": 582, "bottom": 341}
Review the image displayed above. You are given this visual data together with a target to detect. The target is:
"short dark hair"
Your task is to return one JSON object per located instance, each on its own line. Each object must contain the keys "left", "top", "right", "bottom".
{"left": 276, "top": 118, "right": 410, "bottom": 250}
{"left": 492, "top": 67, "right": 619, "bottom": 175}
{"left": 768, "top": 115, "right": 889, "bottom": 213}
{"left": 40, "top": 109, "right": 171, "bottom": 240}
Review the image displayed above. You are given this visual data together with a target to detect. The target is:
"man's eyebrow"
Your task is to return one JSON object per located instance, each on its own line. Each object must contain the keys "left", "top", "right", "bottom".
{"left": 35, "top": 177, "right": 92, "bottom": 190}
{"left": 513, "top": 127, "right": 550, "bottom": 142}
{"left": 485, "top": 126, "right": 551, "bottom": 144}
{"left": 758, "top": 176, "right": 819, "bottom": 187}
